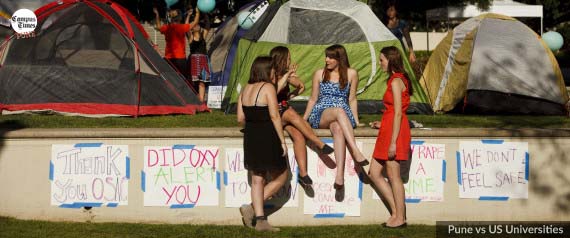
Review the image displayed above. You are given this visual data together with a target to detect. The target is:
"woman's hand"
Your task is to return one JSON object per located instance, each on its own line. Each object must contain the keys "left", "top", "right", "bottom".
{"left": 369, "top": 121, "right": 381, "bottom": 129}
{"left": 388, "top": 143, "right": 397, "bottom": 159}
{"left": 287, "top": 64, "right": 298, "bottom": 77}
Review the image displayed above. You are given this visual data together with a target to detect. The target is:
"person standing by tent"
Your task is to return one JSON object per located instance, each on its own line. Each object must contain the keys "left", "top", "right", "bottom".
{"left": 303, "top": 44, "right": 370, "bottom": 202}
{"left": 237, "top": 56, "right": 291, "bottom": 232}
{"left": 270, "top": 46, "right": 334, "bottom": 189}
{"left": 153, "top": 6, "right": 200, "bottom": 80}
{"left": 188, "top": 13, "right": 212, "bottom": 102}
{"left": 384, "top": 2, "right": 416, "bottom": 63}
{"left": 370, "top": 46, "right": 411, "bottom": 228}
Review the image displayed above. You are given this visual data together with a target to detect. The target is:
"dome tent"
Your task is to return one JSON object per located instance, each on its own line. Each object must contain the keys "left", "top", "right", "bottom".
{"left": 421, "top": 14, "right": 567, "bottom": 115}
{"left": 223, "top": 0, "right": 432, "bottom": 114}
{"left": 0, "top": 0, "right": 209, "bottom": 117}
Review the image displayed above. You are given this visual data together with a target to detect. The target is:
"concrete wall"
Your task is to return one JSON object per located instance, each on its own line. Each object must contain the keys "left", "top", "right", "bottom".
{"left": 1, "top": 128, "right": 569, "bottom": 225}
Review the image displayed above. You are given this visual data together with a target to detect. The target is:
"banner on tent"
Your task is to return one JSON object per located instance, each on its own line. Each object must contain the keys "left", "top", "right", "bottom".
{"left": 143, "top": 146, "right": 220, "bottom": 207}
{"left": 457, "top": 141, "right": 528, "bottom": 199}
{"left": 304, "top": 141, "right": 363, "bottom": 217}
{"left": 372, "top": 142, "right": 446, "bottom": 202}
{"left": 50, "top": 144, "right": 129, "bottom": 207}
{"left": 224, "top": 148, "right": 299, "bottom": 207}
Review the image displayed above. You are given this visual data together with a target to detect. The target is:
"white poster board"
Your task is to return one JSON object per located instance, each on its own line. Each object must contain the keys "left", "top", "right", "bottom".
{"left": 373, "top": 142, "right": 446, "bottom": 202}
{"left": 457, "top": 141, "right": 529, "bottom": 199}
{"left": 224, "top": 148, "right": 299, "bottom": 207}
{"left": 51, "top": 144, "right": 129, "bottom": 207}
{"left": 143, "top": 145, "right": 220, "bottom": 207}
{"left": 206, "top": 86, "right": 227, "bottom": 109}
{"left": 304, "top": 141, "right": 363, "bottom": 217}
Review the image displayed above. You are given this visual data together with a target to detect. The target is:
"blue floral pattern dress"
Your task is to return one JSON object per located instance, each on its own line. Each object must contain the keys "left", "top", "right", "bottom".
{"left": 307, "top": 81, "right": 356, "bottom": 129}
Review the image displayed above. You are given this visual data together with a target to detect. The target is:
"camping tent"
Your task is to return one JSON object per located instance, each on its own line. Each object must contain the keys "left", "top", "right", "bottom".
{"left": 224, "top": 0, "right": 432, "bottom": 114}
{"left": 420, "top": 14, "right": 567, "bottom": 115}
{"left": 207, "top": 0, "right": 263, "bottom": 109}
{"left": 0, "top": 0, "right": 208, "bottom": 117}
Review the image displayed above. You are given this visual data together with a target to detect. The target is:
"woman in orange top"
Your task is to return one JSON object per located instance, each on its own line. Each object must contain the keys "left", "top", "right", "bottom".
{"left": 370, "top": 46, "right": 412, "bottom": 228}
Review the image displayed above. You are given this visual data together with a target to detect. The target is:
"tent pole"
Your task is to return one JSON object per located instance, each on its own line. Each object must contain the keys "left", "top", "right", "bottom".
{"left": 426, "top": 18, "right": 429, "bottom": 52}
{"left": 540, "top": 17, "right": 543, "bottom": 36}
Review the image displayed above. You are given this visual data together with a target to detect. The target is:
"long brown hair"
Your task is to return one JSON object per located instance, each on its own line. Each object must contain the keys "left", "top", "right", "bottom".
{"left": 270, "top": 46, "right": 289, "bottom": 80}
{"left": 323, "top": 44, "right": 350, "bottom": 89}
{"left": 380, "top": 46, "right": 413, "bottom": 96}
{"left": 248, "top": 56, "right": 273, "bottom": 84}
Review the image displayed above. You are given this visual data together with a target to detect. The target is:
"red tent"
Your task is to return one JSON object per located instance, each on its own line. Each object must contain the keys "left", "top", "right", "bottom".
{"left": 0, "top": 0, "right": 209, "bottom": 116}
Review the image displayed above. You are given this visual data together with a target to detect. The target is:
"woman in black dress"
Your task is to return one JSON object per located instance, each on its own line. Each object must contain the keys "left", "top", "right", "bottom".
{"left": 237, "top": 56, "right": 293, "bottom": 232}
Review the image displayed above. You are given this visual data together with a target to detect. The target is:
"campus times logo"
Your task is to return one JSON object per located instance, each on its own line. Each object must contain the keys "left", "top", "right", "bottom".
{"left": 10, "top": 9, "right": 37, "bottom": 38}
{"left": 437, "top": 221, "right": 568, "bottom": 237}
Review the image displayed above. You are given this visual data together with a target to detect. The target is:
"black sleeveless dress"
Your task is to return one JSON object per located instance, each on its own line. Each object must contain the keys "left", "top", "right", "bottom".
{"left": 242, "top": 84, "right": 287, "bottom": 172}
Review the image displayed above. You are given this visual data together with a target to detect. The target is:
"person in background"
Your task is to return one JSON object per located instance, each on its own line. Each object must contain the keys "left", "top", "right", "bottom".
{"left": 237, "top": 56, "right": 293, "bottom": 232}
{"left": 153, "top": 7, "right": 200, "bottom": 80}
{"left": 270, "top": 46, "right": 334, "bottom": 189}
{"left": 370, "top": 46, "right": 412, "bottom": 228}
{"left": 303, "top": 44, "right": 370, "bottom": 202}
{"left": 188, "top": 12, "right": 211, "bottom": 102}
{"left": 384, "top": 1, "right": 416, "bottom": 63}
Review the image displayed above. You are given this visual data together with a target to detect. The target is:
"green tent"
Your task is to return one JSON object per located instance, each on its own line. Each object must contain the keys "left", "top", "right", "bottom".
{"left": 421, "top": 14, "right": 568, "bottom": 115}
{"left": 224, "top": 0, "right": 432, "bottom": 114}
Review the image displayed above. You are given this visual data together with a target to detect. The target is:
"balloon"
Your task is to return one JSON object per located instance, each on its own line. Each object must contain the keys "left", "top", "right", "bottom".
{"left": 237, "top": 11, "right": 254, "bottom": 30}
{"left": 197, "top": 0, "right": 216, "bottom": 13}
{"left": 165, "top": 0, "right": 178, "bottom": 8}
{"left": 542, "top": 31, "right": 564, "bottom": 51}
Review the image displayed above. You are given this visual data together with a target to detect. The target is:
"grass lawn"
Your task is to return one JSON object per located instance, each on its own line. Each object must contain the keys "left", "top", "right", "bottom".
{"left": 0, "top": 110, "right": 569, "bottom": 128}
{"left": 0, "top": 216, "right": 435, "bottom": 238}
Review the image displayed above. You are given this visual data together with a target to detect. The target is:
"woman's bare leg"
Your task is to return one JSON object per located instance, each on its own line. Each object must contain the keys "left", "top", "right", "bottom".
{"left": 318, "top": 108, "right": 367, "bottom": 163}
{"left": 282, "top": 108, "right": 326, "bottom": 149}
{"left": 262, "top": 168, "right": 288, "bottom": 200}
{"left": 198, "top": 82, "right": 206, "bottom": 102}
{"left": 368, "top": 159, "right": 397, "bottom": 223}
{"left": 386, "top": 160, "right": 406, "bottom": 227}
{"left": 328, "top": 122, "right": 346, "bottom": 186}
{"left": 251, "top": 172, "right": 265, "bottom": 217}
{"left": 285, "top": 125, "right": 309, "bottom": 178}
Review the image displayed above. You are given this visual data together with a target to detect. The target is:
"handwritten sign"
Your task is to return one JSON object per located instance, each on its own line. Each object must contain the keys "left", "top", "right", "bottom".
{"left": 206, "top": 86, "right": 227, "bottom": 109}
{"left": 51, "top": 144, "right": 129, "bottom": 207}
{"left": 224, "top": 148, "right": 299, "bottom": 207}
{"left": 458, "top": 141, "right": 528, "bottom": 199}
{"left": 143, "top": 146, "right": 220, "bottom": 207}
{"left": 372, "top": 143, "right": 445, "bottom": 202}
{"left": 304, "top": 142, "right": 363, "bottom": 217}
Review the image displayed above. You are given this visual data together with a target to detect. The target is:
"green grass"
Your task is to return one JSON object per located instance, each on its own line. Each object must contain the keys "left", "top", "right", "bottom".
{"left": 0, "top": 216, "right": 435, "bottom": 238}
{"left": 1, "top": 110, "right": 569, "bottom": 128}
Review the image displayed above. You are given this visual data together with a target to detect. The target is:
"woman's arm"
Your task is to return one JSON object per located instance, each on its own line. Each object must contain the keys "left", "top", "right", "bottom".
{"left": 388, "top": 77, "right": 405, "bottom": 159}
{"left": 266, "top": 86, "right": 287, "bottom": 156}
{"left": 189, "top": 8, "right": 200, "bottom": 27}
{"left": 402, "top": 22, "right": 416, "bottom": 63}
{"left": 275, "top": 64, "right": 296, "bottom": 92}
{"left": 153, "top": 8, "right": 162, "bottom": 30}
{"left": 303, "top": 69, "right": 322, "bottom": 120}
{"left": 348, "top": 68, "right": 360, "bottom": 125}
{"left": 287, "top": 72, "right": 305, "bottom": 98}
{"left": 237, "top": 92, "right": 245, "bottom": 127}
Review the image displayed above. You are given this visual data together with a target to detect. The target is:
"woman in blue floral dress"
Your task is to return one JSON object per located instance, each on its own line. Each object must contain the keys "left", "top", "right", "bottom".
{"left": 303, "top": 44, "right": 370, "bottom": 201}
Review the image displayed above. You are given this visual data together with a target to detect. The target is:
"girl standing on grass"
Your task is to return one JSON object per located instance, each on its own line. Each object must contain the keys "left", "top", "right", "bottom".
{"left": 369, "top": 46, "right": 412, "bottom": 228}
{"left": 237, "top": 56, "right": 294, "bottom": 232}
